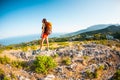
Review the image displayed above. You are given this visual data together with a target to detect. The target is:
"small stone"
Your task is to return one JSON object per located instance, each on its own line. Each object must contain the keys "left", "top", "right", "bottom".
{"left": 32, "top": 50, "right": 36, "bottom": 55}
{"left": 66, "top": 66, "right": 73, "bottom": 71}
{"left": 18, "top": 76, "right": 24, "bottom": 80}
{"left": 55, "top": 66, "right": 63, "bottom": 73}
{"left": 117, "top": 63, "right": 120, "bottom": 69}
{"left": 75, "top": 59, "right": 83, "bottom": 63}
{"left": 44, "top": 74, "right": 55, "bottom": 80}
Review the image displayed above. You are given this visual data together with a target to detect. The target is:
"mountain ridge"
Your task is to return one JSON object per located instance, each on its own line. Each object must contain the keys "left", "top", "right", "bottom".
{"left": 63, "top": 24, "right": 120, "bottom": 37}
{"left": 80, "top": 25, "right": 120, "bottom": 35}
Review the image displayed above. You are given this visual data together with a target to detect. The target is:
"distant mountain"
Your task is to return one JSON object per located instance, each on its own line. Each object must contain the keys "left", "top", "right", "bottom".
{"left": 80, "top": 25, "right": 120, "bottom": 35}
{"left": 66, "top": 24, "right": 120, "bottom": 41}
{"left": 68, "top": 25, "right": 120, "bottom": 40}
{"left": 63, "top": 24, "right": 111, "bottom": 37}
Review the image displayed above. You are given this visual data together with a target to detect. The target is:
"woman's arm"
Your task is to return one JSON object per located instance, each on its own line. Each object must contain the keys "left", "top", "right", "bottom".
{"left": 41, "top": 23, "right": 45, "bottom": 38}
{"left": 42, "top": 23, "right": 45, "bottom": 34}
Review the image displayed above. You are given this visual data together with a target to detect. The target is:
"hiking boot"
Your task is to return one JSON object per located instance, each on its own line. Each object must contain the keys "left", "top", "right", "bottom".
{"left": 36, "top": 49, "right": 42, "bottom": 53}
{"left": 46, "top": 48, "right": 50, "bottom": 51}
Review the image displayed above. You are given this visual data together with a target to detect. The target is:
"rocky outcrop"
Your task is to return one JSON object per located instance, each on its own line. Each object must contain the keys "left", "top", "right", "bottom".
{"left": 4, "top": 43, "right": 120, "bottom": 80}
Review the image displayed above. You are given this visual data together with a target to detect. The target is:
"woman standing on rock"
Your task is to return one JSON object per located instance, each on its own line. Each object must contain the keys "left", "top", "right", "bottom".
{"left": 40, "top": 18, "right": 52, "bottom": 51}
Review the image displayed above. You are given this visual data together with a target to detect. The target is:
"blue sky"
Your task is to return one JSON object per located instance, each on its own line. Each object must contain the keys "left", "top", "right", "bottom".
{"left": 0, "top": 0, "right": 120, "bottom": 39}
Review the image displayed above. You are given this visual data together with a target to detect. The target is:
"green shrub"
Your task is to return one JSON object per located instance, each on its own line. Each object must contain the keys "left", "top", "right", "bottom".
{"left": 0, "top": 56, "right": 27, "bottom": 69}
{"left": 11, "top": 61, "right": 22, "bottom": 68}
{"left": 0, "top": 56, "right": 10, "bottom": 64}
{"left": 33, "top": 55, "right": 57, "bottom": 74}
{"left": 85, "top": 70, "right": 98, "bottom": 79}
{"left": 94, "top": 70, "right": 98, "bottom": 78}
{"left": 3, "top": 76, "right": 10, "bottom": 80}
{"left": 85, "top": 70, "right": 93, "bottom": 78}
{"left": 98, "top": 65, "right": 104, "bottom": 70}
{"left": 83, "top": 56, "right": 89, "bottom": 60}
{"left": 11, "top": 73, "right": 16, "bottom": 79}
{"left": 0, "top": 68, "right": 4, "bottom": 76}
{"left": 11, "top": 61, "right": 26, "bottom": 69}
{"left": 62, "top": 57, "right": 71, "bottom": 65}
{"left": 112, "top": 69, "right": 120, "bottom": 80}
{"left": 0, "top": 69, "right": 10, "bottom": 80}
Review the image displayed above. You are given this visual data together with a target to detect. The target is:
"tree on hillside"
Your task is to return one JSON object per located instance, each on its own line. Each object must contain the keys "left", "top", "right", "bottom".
{"left": 113, "top": 32, "right": 120, "bottom": 40}
{"left": 94, "top": 34, "right": 101, "bottom": 40}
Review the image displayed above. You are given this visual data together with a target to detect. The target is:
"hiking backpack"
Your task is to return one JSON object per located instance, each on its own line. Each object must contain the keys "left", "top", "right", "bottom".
{"left": 45, "top": 22, "right": 52, "bottom": 35}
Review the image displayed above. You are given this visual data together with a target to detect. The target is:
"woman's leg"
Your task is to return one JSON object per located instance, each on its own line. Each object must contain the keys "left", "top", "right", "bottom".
{"left": 46, "top": 36, "right": 49, "bottom": 50}
{"left": 40, "top": 38, "right": 45, "bottom": 50}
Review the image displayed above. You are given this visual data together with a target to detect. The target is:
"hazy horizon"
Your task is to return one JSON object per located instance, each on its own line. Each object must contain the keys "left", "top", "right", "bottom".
{"left": 0, "top": 32, "right": 67, "bottom": 39}
{"left": 0, "top": 0, "right": 120, "bottom": 39}
{"left": 0, "top": 33, "right": 65, "bottom": 45}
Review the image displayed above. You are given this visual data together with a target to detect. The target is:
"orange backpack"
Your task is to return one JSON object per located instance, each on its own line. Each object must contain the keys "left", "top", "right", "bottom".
{"left": 45, "top": 22, "right": 52, "bottom": 35}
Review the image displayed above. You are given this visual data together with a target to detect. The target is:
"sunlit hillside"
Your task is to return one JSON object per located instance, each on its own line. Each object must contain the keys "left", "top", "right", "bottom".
{"left": 0, "top": 40, "right": 120, "bottom": 80}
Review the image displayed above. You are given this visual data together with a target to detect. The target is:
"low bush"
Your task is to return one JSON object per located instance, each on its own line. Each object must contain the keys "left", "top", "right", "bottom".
{"left": 0, "top": 56, "right": 10, "bottom": 64}
{"left": 98, "top": 65, "right": 104, "bottom": 70}
{"left": 0, "top": 68, "right": 4, "bottom": 76}
{"left": 11, "top": 73, "right": 16, "bottom": 79}
{"left": 62, "top": 57, "right": 71, "bottom": 65}
{"left": 85, "top": 70, "right": 98, "bottom": 79}
{"left": 11, "top": 60, "right": 27, "bottom": 69}
{"left": 0, "top": 69, "right": 10, "bottom": 80}
{"left": 33, "top": 55, "right": 57, "bottom": 74}
{"left": 112, "top": 69, "right": 120, "bottom": 80}
{"left": 83, "top": 56, "right": 89, "bottom": 60}
{"left": 0, "top": 56, "right": 27, "bottom": 69}
{"left": 3, "top": 76, "right": 11, "bottom": 80}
